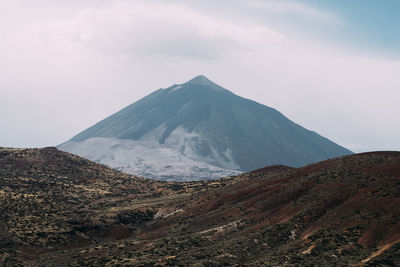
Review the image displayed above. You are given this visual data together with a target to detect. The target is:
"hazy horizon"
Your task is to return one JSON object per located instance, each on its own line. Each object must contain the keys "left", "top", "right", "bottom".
{"left": 1, "top": 0, "right": 399, "bottom": 153}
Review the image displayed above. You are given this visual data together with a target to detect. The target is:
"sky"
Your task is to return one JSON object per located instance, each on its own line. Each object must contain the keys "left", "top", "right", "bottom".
{"left": 0, "top": 0, "right": 399, "bottom": 152}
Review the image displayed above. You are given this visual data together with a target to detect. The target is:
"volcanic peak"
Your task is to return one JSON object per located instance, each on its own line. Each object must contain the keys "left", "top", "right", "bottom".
{"left": 182, "top": 74, "right": 227, "bottom": 92}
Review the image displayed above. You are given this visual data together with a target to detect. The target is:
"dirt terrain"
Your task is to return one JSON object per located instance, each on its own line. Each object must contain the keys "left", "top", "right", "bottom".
{"left": 1, "top": 147, "right": 399, "bottom": 266}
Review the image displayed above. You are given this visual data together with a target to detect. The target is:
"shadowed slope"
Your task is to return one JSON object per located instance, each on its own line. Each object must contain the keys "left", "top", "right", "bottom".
{"left": 0, "top": 147, "right": 226, "bottom": 265}
{"left": 135, "top": 151, "right": 400, "bottom": 266}
{"left": 1, "top": 148, "right": 399, "bottom": 266}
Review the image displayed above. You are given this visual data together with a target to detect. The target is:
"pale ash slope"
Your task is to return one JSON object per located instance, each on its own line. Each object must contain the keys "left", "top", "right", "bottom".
{"left": 59, "top": 75, "right": 352, "bottom": 181}
{"left": 60, "top": 137, "right": 241, "bottom": 182}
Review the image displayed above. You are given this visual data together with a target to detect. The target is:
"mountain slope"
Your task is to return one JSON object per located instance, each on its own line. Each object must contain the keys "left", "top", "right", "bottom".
{"left": 0, "top": 147, "right": 225, "bottom": 265}
{"left": 59, "top": 137, "right": 241, "bottom": 181}
{"left": 1, "top": 147, "right": 399, "bottom": 266}
{"left": 59, "top": 75, "right": 352, "bottom": 181}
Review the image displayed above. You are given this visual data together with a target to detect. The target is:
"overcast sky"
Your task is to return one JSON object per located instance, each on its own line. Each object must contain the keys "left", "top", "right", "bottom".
{"left": 1, "top": 0, "right": 399, "bottom": 152}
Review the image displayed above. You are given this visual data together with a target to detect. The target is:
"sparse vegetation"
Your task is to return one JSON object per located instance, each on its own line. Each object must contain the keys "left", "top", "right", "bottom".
{"left": 1, "top": 148, "right": 400, "bottom": 265}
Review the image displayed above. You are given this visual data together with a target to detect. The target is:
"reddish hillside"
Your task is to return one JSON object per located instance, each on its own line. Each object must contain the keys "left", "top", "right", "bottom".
{"left": 144, "top": 151, "right": 400, "bottom": 265}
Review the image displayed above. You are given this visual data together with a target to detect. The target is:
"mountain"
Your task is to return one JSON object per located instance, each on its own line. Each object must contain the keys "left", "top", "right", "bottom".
{"left": 59, "top": 75, "right": 352, "bottom": 181}
{"left": 1, "top": 147, "right": 399, "bottom": 266}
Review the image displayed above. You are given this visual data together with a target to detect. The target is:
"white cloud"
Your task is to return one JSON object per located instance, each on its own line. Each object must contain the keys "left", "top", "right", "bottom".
{"left": 0, "top": 0, "right": 21, "bottom": 5}
{"left": 30, "top": 1, "right": 284, "bottom": 59}
{"left": 245, "top": 0, "right": 342, "bottom": 24}
{"left": 0, "top": 0, "right": 399, "bottom": 153}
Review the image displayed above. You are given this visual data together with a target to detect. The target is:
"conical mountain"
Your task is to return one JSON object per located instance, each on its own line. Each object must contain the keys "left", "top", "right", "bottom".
{"left": 59, "top": 75, "right": 352, "bottom": 181}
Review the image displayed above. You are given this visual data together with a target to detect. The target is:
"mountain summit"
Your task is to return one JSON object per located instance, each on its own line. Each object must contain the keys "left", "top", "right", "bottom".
{"left": 59, "top": 75, "right": 352, "bottom": 181}
{"left": 186, "top": 75, "right": 226, "bottom": 91}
